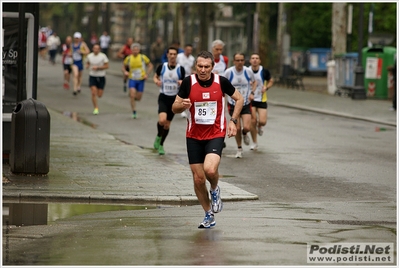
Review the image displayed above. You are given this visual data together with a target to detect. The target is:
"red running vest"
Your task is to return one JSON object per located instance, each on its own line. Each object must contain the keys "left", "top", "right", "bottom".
{"left": 186, "top": 74, "right": 227, "bottom": 140}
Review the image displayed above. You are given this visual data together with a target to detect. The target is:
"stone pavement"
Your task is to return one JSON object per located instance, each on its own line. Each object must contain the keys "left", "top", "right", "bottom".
{"left": 2, "top": 59, "right": 396, "bottom": 204}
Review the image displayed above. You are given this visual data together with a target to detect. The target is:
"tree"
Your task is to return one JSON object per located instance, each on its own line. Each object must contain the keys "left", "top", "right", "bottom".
{"left": 89, "top": 3, "right": 100, "bottom": 38}
{"left": 331, "top": 3, "right": 347, "bottom": 56}
{"left": 286, "top": 3, "right": 332, "bottom": 48}
{"left": 197, "top": 3, "right": 214, "bottom": 51}
{"left": 258, "top": 4, "right": 271, "bottom": 66}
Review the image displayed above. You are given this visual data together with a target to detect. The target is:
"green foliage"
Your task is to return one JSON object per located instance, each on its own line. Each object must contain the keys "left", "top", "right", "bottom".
{"left": 285, "top": 3, "right": 396, "bottom": 50}
{"left": 38, "top": 3, "right": 396, "bottom": 52}
{"left": 368, "top": 3, "right": 396, "bottom": 35}
{"left": 286, "top": 3, "right": 332, "bottom": 47}
{"left": 347, "top": 3, "right": 397, "bottom": 51}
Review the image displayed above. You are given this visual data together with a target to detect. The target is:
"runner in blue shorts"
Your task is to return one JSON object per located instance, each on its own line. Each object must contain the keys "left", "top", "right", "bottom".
{"left": 122, "top": 43, "right": 153, "bottom": 119}
{"left": 71, "top": 32, "right": 90, "bottom": 96}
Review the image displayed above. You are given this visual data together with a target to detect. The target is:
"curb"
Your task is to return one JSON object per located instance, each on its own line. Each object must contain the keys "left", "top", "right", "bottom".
{"left": 268, "top": 101, "right": 397, "bottom": 127}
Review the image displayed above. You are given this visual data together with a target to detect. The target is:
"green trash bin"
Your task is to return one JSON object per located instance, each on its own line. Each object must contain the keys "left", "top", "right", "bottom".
{"left": 362, "top": 46, "right": 397, "bottom": 99}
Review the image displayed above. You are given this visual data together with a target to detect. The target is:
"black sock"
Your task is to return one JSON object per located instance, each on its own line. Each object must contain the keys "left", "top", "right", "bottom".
{"left": 157, "top": 122, "right": 164, "bottom": 137}
{"left": 160, "top": 128, "right": 169, "bottom": 145}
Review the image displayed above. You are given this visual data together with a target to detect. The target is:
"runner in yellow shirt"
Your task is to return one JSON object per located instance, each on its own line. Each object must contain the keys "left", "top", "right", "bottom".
{"left": 122, "top": 43, "right": 153, "bottom": 119}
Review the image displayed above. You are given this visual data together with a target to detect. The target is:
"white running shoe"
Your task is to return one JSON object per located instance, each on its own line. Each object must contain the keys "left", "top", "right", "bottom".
{"left": 181, "top": 111, "right": 187, "bottom": 118}
{"left": 235, "top": 149, "right": 243, "bottom": 158}
{"left": 250, "top": 144, "right": 258, "bottom": 150}
{"left": 198, "top": 212, "right": 215, "bottom": 228}
{"left": 210, "top": 186, "right": 223, "bottom": 213}
{"left": 243, "top": 133, "right": 250, "bottom": 145}
{"left": 258, "top": 126, "right": 264, "bottom": 136}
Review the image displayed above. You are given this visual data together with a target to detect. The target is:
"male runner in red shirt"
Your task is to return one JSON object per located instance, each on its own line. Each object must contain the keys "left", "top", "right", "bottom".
{"left": 172, "top": 50, "right": 243, "bottom": 228}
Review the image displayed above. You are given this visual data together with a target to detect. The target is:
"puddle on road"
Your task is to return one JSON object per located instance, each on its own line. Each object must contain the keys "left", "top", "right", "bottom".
{"left": 62, "top": 111, "right": 98, "bottom": 128}
{"left": 3, "top": 202, "right": 156, "bottom": 226}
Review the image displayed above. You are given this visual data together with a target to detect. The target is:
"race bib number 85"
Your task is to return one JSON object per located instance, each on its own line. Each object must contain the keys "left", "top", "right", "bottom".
{"left": 194, "top": 101, "right": 217, "bottom": 125}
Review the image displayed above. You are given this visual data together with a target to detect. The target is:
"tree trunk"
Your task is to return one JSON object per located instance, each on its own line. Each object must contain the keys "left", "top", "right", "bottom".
{"left": 276, "top": 3, "right": 286, "bottom": 75}
{"left": 198, "top": 3, "right": 209, "bottom": 52}
{"left": 103, "top": 3, "right": 111, "bottom": 33}
{"left": 72, "top": 3, "right": 85, "bottom": 32}
{"left": 331, "top": 3, "right": 347, "bottom": 56}
{"left": 177, "top": 3, "right": 185, "bottom": 46}
{"left": 258, "top": 3, "right": 270, "bottom": 66}
{"left": 172, "top": 3, "right": 179, "bottom": 42}
{"left": 90, "top": 3, "right": 100, "bottom": 36}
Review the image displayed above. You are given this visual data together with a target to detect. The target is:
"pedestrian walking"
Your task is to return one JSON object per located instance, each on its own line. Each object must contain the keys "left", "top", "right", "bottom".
{"left": 248, "top": 53, "right": 274, "bottom": 150}
{"left": 46, "top": 32, "right": 61, "bottom": 65}
{"left": 176, "top": 43, "right": 196, "bottom": 118}
{"left": 61, "top": 35, "right": 73, "bottom": 90}
{"left": 122, "top": 43, "right": 153, "bottom": 119}
{"left": 153, "top": 47, "right": 185, "bottom": 155}
{"left": 38, "top": 27, "right": 48, "bottom": 60}
{"left": 172, "top": 50, "right": 243, "bottom": 228}
{"left": 388, "top": 58, "right": 397, "bottom": 111}
{"left": 117, "top": 37, "right": 134, "bottom": 92}
{"left": 85, "top": 43, "right": 109, "bottom": 115}
{"left": 177, "top": 44, "right": 195, "bottom": 77}
{"left": 90, "top": 31, "right": 98, "bottom": 50}
{"left": 99, "top": 31, "right": 111, "bottom": 56}
{"left": 211, "top": 39, "right": 229, "bottom": 76}
{"left": 393, "top": 59, "right": 397, "bottom": 111}
{"left": 224, "top": 53, "right": 257, "bottom": 158}
{"left": 71, "top": 32, "right": 90, "bottom": 96}
{"left": 150, "top": 36, "right": 165, "bottom": 71}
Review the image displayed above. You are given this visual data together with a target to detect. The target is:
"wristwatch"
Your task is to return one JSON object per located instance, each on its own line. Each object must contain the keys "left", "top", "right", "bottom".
{"left": 230, "top": 118, "right": 237, "bottom": 125}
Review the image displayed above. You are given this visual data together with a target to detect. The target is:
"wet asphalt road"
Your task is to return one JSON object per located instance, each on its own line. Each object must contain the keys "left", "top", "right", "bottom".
{"left": 2, "top": 57, "right": 396, "bottom": 266}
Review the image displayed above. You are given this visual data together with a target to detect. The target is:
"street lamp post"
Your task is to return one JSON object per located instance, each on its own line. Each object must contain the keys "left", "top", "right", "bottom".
{"left": 351, "top": 3, "right": 367, "bottom": 100}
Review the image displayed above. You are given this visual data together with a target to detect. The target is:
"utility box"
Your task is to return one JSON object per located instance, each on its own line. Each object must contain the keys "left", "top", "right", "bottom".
{"left": 363, "top": 46, "right": 397, "bottom": 99}
{"left": 289, "top": 46, "right": 308, "bottom": 71}
{"left": 342, "top": 52, "right": 358, "bottom": 87}
{"left": 10, "top": 98, "right": 51, "bottom": 174}
{"left": 306, "top": 48, "right": 331, "bottom": 75}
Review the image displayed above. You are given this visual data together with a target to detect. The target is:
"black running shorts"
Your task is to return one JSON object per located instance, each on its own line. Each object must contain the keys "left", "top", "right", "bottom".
{"left": 186, "top": 137, "right": 225, "bottom": 164}
{"left": 228, "top": 103, "right": 251, "bottom": 116}
{"left": 251, "top": 101, "right": 267, "bottom": 109}
{"left": 89, "top": 76, "right": 106, "bottom": 90}
{"left": 158, "top": 93, "right": 176, "bottom": 121}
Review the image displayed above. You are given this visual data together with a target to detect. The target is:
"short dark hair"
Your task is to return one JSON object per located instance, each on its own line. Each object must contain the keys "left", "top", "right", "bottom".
{"left": 233, "top": 52, "right": 245, "bottom": 60}
{"left": 196, "top": 51, "right": 214, "bottom": 66}
{"left": 167, "top": 47, "right": 178, "bottom": 54}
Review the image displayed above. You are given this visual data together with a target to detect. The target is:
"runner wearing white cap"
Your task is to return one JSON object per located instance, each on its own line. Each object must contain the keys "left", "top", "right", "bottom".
{"left": 71, "top": 32, "right": 90, "bottom": 96}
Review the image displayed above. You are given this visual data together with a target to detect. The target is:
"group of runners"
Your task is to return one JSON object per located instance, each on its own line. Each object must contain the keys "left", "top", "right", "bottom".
{"left": 149, "top": 39, "right": 274, "bottom": 228}
{"left": 60, "top": 34, "right": 274, "bottom": 228}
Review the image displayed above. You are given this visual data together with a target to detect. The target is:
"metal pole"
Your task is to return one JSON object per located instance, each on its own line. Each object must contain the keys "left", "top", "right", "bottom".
{"left": 347, "top": 4, "right": 353, "bottom": 52}
{"left": 17, "top": 3, "right": 27, "bottom": 102}
{"left": 356, "top": 3, "right": 364, "bottom": 80}
{"left": 352, "top": 3, "right": 366, "bottom": 100}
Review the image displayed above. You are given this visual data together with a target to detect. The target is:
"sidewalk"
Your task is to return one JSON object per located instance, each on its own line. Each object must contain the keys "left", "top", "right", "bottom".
{"left": 2, "top": 59, "right": 396, "bottom": 204}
